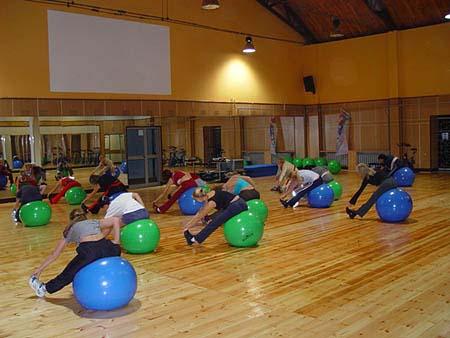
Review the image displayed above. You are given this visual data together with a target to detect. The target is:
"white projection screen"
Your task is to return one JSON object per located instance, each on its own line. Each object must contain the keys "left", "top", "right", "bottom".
{"left": 47, "top": 10, "right": 171, "bottom": 94}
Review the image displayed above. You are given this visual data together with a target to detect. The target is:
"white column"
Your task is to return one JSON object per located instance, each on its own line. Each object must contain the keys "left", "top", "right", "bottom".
{"left": 1, "top": 135, "right": 13, "bottom": 165}
{"left": 29, "top": 117, "right": 42, "bottom": 166}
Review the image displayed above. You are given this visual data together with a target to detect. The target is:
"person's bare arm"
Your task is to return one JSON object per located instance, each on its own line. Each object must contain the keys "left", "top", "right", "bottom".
{"left": 132, "top": 192, "right": 145, "bottom": 207}
{"left": 46, "top": 181, "right": 61, "bottom": 196}
{"left": 153, "top": 179, "right": 174, "bottom": 203}
{"left": 82, "top": 185, "right": 100, "bottom": 204}
{"left": 100, "top": 217, "right": 121, "bottom": 244}
{"left": 184, "top": 201, "right": 215, "bottom": 230}
{"left": 14, "top": 198, "right": 20, "bottom": 209}
{"left": 32, "top": 239, "right": 67, "bottom": 278}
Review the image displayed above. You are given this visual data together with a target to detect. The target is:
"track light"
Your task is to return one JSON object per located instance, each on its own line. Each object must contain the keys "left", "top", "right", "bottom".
{"left": 242, "top": 36, "right": 256, "bottom": 53}
{"left": 330, "top": 16, "right": 344, "bottom": 38}
{"left": 201, "top": 0, "right": 220, "bottom": 10}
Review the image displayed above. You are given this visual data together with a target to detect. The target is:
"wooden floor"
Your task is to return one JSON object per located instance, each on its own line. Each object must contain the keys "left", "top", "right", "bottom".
{"left": 1, "top": 172, "right": 450, "bottom": 338}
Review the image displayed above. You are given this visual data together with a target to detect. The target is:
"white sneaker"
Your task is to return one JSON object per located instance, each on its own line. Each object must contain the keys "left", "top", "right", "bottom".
{"left": 29, "top": 275, "right": 46, "bottom": 298}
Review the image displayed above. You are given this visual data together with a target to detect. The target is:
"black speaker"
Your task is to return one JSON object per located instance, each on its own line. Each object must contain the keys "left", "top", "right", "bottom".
{"left": 303, "top": 75, "right": 316, "bottom": 94}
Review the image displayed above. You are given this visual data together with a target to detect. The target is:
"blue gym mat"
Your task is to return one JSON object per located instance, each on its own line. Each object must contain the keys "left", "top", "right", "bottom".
{"left": 244, "top": 164, "right": 278, "bottom": 177}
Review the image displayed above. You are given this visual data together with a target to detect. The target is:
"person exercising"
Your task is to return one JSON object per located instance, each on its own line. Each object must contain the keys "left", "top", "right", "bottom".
{"left": 82, "top": 174, "right": 127, "bottom": 214}
{"left": 222, "top": 174, "right": 260, "bottom": 201}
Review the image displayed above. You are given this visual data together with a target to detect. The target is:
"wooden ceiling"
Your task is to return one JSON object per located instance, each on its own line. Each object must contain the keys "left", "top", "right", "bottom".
{"left": 257, "top": 0, "right": 450, "bottom": 43}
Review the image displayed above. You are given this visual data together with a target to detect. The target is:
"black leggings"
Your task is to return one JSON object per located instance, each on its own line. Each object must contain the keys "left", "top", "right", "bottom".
{"left": 355, "top": 177, "right": 397, "bottom": 217}
{"left": 194, "top": 199, "right": 248, "bottom": 244}
{"left": 239, "top": 189, "right": 260, "bottom": 201}
{"left": 45, "top": 238, "right": 121, "bottom": 294}
{"left": 286, "top": 177, "right": 323, "bottom": 207}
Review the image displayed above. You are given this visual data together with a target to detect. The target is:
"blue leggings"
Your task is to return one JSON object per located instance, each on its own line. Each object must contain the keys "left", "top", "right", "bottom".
{"left": 194, "top": 199, "right": 248, "bottom": 243}
{"left": 287, "top": 177, "right": 323, "bottom": 207}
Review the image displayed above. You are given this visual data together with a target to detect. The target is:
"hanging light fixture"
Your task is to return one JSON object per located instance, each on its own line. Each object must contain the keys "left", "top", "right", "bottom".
{"left": 242, "top": 36, "right": 256, "bottom": 53}
{"left": 330, "top": 16, "right": 344, "bottom": 38}
{"left": 201, "top": 0, "right": 220, "bottom": 10}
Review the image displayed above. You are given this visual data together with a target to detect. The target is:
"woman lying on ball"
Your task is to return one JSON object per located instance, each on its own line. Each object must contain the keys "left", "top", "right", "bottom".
{"left": 12, "top": 177, "right": 43, "bottom": 223}
{"left": 222, "top": 173, "right": 260, "bottom": 201}
{"left": 279, "top": 169, "right": 323, "bottom": 208}
{"left": 346, "top": 163, "right": 397, "bottom": 219}
{"left": 46, "top": 175, "right": 81, "bottom": 204}
{"left": 183, "top": 187, "right": 247, "bottom": 245}
{"left": 104, "top": 191, "right": 149, "bottom": 227}
{"left": 29, "top": 208, "right": 121, "bottom": 298}
{"left": 152, "top": 169, "right": 205, "bottom": 214}
{"left": 82, "top": 173, "right": 127, "bottom": 214}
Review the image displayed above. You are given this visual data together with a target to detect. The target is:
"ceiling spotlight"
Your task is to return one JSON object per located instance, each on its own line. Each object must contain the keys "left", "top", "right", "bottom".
{"left": 445, "top": 13, "right": 450, "bottom": 20}
{"left": 330, "top": 16, "right": 344, "bottom": 38}
{"left": 242, "top": 36, "right": 256, "bottom": 53}
{"left": 201, "top": 0, "right": 220, "bottom": 10}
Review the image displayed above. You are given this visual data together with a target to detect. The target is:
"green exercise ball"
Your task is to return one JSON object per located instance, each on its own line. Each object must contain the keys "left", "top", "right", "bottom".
{"left": 120, "top": 219, "right": 160, "bottom": 254}
{"left": 201, "top": 185, "right": 211, "bottom": 193}
{"left": 64, "top": 186, "right": 86, "bottom": 205}
{"left": 302, "top": 157, "right": 316, "bottom": 168}
{"left": 19, "top": 201, "right": 52, "bottom": 227}
{"left": 224, "top": 211, "right": 264, "bottom": 247}
{"left": 328, "top": 160, "right": 342, "bottom": 174}
{"left": 284, "top": 156, "right": 293, "bottom": 163}
{"left": 315, "top": 157, "right": 328, "bottom": 166}
{"left": 246, "top": 199, "right": 268, "bottom": 222}
{"left": 328, "top": 180, "right": 343, "bottom": 200}
{"left": 292, "top": 158, "right": 303, "bottom": 169}
{"left": 10, "top": 183, "right": 17, "bottom": 196}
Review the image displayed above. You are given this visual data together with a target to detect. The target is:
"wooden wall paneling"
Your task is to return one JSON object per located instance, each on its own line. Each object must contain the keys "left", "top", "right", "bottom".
{"left": 160, "top": 101, "right": 177, "bottom": 117}
{"left": 142, "top": 100, "right": 160, "bottom": 116}
{"left": 37, "top": 99, "right": 62, "bottom": 117}
{"left": 243, "top": 116, "right": 270, "bottom": 152}
{"left": 279, "top": 116, "right": 295, "bottom": 152}
{"left": 61, "top": 99, "right": 83, "bottom": 116}
{"left": 84, "top": 100, "right": 105, "bottom": 116}
{"left": 0, "top": 99, "right": 13, "bottom": 116}
{"left": 388, "top": 99, "right": 400, "bottom": 154}
{"left": 176, "top": 101, "right": 194, "bottom": 117}
{"left": 294, "top": 116, "right": 305, "bottom": 157}
{"left": 12, "top": 99, "right": 37, "bottom": 116}
{"left": 105, "top": 100, "right": 141, "bottom": 116}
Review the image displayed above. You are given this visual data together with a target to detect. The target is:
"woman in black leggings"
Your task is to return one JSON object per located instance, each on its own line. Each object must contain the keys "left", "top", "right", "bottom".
{"left": 346, "top": 163, "right": 397, "bottom": 219}
{"left": 183, "top": 187, "right": 248, "bottom": 245}
{"left": 29, "top": 209, "right": 121, "bottom": 298}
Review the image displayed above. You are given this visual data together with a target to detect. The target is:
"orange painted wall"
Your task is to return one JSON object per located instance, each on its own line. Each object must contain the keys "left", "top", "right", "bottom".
{"left": 0, "top": 0, "right": 303, "bottom": 103}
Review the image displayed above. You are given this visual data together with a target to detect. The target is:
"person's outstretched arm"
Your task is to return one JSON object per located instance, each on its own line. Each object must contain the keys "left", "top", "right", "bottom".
{"left": 183, "top": 201, "right": 215, "bottom": 230}
{"left": 32, "top": 239, "right": 67, "bottom": 278}
{"left": 82, "top": 184, "right": 100, "bottom": 204}
{"left": 132, "top": 192, "right": 145, "bottom": 207}
{"left": 153, "top": 179, "right": 175, "bottom": 203}
{"left": 100, "top": 217, "right": 121, "bottom": 244}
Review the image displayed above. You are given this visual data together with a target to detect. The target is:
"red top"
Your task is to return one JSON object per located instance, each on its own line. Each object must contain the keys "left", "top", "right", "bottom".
{"left": 172, "top": 171, "right": 199, "bottom": 186}
{"left": 61, "top": 176, "right": 77, "bottom": 186}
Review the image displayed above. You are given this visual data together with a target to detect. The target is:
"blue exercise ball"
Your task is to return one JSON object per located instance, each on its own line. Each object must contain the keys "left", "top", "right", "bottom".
{"left": 307, "top": 184, "right": 334, "bottom": 208}
{"left": 113, "top": 166, "right": 121, "bottom": 178}
{"left": 120, "top": 161, "right": 128, "bottom": 174}
{"left": 178, "top": 187, "right": 204, "bottom": 215}
{"left": 13, "top": 160, "right": 23, "bottom": 169}
{"left": 0, "top": 175, "right": 7, "bottom": 188}
{"left": 73, "top": 256, "right": 137, "bottom": 311}
{"left": 393, "top": 167, "right": 415, "bottom": 187}
{"left": 376, "top": 188, "right": 413, "bottom": 223}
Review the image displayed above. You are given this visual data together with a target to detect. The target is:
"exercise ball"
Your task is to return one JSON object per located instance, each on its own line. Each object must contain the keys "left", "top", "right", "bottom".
{"left": 178, "top": 187, "right": 204, "bottom": 215}
{"left": 120, "top": 161, "right": 128, "bottom": 174}
{"left": 0, "top": 175, "right": 7, "bottom": 188}
{"left": 120, "top": 219, "right": 160, "bottom": 254}
{"left": 64, "top": 186, "right": 86, "bottom": 205}
{"left": 328, "top": 160, "right": 341, "bottom": 174}
{"left": 73, "top": 257, "right": 137, "bottom": 311}
{"left": 393, "top": 167, "right": 415, "bottom": 187}
{"left": 19, "top": 201, "right": 52, "bottom": 227}
{"left": 10, "top": 183, "right": 17, "bottom": 196}
{"left": 224, "top": 211, "right": 264, "bottom": 247}
{"left": 201, "top": 185, "right": 211, "bottom": 193}
{"left": 315, "top": 157, "right": 328, "bottom": 166}
{"left": 307, "top": 184, "right": 334, "bottom": 208}
{"left": 376, "top": 188, "right": 412, "bottom": 223}
{"left": 284, "top": 156, "right": 293, "bottom": 163}
{"left": 328, "top": 180, "right": 343, "bottom": 200}
{"left": 302, "top": 157, "right": 316, "bottom": 168}
{"left": 292, "top": 158, "right": 303, "bottom": 169}
{"left": 13, "top": 159, "right": 23, "bottom": 169}
{"left": 246, "top": 199, "right": 268, "bottom": 222}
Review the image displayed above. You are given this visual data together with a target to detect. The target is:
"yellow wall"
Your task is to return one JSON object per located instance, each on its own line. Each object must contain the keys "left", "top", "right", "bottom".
{"left": 0, "top": 0, "right": 303, "bottom": 103}
{"left": 299, "top": 24, "right": 450, "bottom": 104}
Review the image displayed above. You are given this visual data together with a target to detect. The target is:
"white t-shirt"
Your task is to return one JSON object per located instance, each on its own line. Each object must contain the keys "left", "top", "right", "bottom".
{"left": 297, "top": 170, "right": 320, "bottom": 185}
{"left": 105, "top": 192, "right": 144, "bottom": 218}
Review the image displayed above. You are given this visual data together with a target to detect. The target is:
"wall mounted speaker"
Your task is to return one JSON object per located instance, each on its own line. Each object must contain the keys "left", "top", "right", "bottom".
{"left": 303, "top": 76, "right": 316, "bottom": 94}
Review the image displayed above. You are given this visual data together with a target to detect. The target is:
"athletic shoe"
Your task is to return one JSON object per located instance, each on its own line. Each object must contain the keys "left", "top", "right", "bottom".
{"left": 11, "top": 209, "right": 18, "bottom": 223}
{"left": 280, "top": 199, "right": 289, "bottom": 208}
{"left": 29, "top": 275, "right": 46, "bottom": 298}
{"left": 80, "top": 203, "right": 89, "bottom": 213}
{"left": 346, "top": 207, "right": 357, "bottom": 219}
{"left": 183, "top": 230, "right": 194, "bottom": 246}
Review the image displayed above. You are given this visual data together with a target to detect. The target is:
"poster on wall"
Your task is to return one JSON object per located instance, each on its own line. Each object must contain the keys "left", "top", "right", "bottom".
{"left": 269, "top": 117, "right": 277, "bottom": 157}
{"left": 336, "top": 109, "right": 351, "bottom": 156}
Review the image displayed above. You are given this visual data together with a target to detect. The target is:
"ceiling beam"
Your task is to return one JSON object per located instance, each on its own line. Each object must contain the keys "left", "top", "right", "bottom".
{"left": 256, "top": 0, "right": 317, "bottom": 44}
{"left": 363, "top": 0, "right": 396, "bottom": 30}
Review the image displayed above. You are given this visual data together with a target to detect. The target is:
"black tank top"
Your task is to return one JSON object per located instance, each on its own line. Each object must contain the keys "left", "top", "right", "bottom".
{"left": 208, "top": 190, "right": 236, "bottom": 210}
